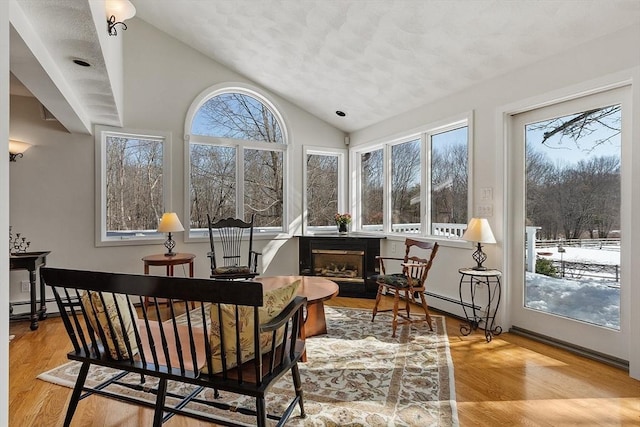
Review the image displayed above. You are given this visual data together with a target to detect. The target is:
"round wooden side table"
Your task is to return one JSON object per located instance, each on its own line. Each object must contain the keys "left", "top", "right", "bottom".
{"left": 142, "top": 253, "right": 196, "bottom": 307}
{"left": 142, "top": 253, "right": 196, "bottom": 277}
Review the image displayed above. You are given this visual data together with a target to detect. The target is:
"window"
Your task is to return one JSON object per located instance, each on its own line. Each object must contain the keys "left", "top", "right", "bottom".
{"left": 353, "top": 117, "right": 469, "bottom": 237}
{"left": 303, "top": 148, "right": 346, "bottom": 232}
{"left": 186, "top": 85, "right": 288, "bottom": 237}
{"left": 431, "top": 127, "right": 469, "bottom": 229}
{"left": 360, "top": 148, "right": 384, "bottom": 230}
{"left": 96, "top": 127, "right": 171, "bottom": 245}
{"left": 391, "top": 138, "right": 421, "bottom": 233}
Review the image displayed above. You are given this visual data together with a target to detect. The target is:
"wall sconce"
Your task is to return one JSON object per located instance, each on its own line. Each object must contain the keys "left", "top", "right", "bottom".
{"left": 9, "top": 140, "right": 32, "bottom": 162}
{"left": 106, "top": 0, "right": 136, "bottom": 36}
{"left": 157, "top": 212, "right": 184, "bottom": 257}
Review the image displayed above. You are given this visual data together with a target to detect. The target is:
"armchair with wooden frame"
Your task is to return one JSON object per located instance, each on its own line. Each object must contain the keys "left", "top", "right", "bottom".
{"left": 207, "top": 214, "right": 261, "bottom": 280}
{"left": 371, "top": 238, "right": 439, "bottom": 337}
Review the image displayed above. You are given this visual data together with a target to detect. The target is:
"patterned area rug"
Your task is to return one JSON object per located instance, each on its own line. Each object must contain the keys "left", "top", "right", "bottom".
{"left": 38, "top": 306, "right": 458, "bottom": 426}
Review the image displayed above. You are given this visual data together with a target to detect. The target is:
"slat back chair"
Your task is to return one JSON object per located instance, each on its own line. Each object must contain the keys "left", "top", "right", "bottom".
{"left": 207, "top": 214, "right": 261, "bottom": 279}
{"left": 371, "top": 239, "right": 439, "bottom": 337}
{"left": 41, "top": 267, "right": 306, "bottom": 427}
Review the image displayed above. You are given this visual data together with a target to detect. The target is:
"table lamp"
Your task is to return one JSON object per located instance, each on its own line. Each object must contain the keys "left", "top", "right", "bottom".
{"left": 157, "top": 212, "right": 184, "bottom": 257}
{"left": 461, "top": 217, "right": 496, "bottom": 270}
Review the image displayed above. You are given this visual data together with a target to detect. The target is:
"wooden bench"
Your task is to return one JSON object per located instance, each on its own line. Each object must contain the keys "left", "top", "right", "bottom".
{"left": 41, "top": 267, "right": 307, "bottom": 427}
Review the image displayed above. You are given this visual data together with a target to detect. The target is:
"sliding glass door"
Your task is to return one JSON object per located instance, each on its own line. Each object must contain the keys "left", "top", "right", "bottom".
{"left": 509, "top": 86, "right": 630, "bottom": 360}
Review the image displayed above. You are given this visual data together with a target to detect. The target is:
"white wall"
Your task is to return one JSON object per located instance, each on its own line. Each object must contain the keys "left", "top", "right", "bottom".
{"left": 1, "top": 0, "right": 11, "bottom": 423}
{"left": 8, "top": 18, "right": 345, "bottom": 313}
{"left": 8, "top": 11, "right": 639, "bottom": 381}
{"left": 350, "top": 24, "right": 640, "bottom": 377}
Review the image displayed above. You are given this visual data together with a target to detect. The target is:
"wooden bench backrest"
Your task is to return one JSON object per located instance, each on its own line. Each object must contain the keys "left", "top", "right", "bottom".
{"left": 41, "top": 267, "right": 305, "bottom": 389}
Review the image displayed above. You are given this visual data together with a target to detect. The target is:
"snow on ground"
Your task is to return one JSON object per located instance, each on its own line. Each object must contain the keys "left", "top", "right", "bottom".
{"left": 525, "top": 272, "right": 620, "bottom": 329}
{"left": 535, "top": 245, "right": 620, "bottom": 265}
{"left": 527, "top": 245, "right": 621, "bottom": 329}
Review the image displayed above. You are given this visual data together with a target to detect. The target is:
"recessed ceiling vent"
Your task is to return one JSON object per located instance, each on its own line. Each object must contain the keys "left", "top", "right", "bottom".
{"left": 40, "top": 103, "right": 58, "bottom": 121}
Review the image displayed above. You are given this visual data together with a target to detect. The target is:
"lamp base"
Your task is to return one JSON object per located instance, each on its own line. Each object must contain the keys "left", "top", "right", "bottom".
{"left": 471, "top": 243, "right": 488, "bottom": 271}
{"left": 163, "top": 232, "right": 176, "bottom": 257}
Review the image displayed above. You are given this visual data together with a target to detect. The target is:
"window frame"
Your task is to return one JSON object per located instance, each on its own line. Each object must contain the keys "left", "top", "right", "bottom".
{"left": 350, "top": 112, "right": 473, "bottom": 239}
{"left": 302, "top": 146, "right": 347, "bottom": 234}
{"left": 184, "top": 83, "right": 289, "bottom": 241}
{"left": 95, "top": 125, "right": 172, "bottom": 246}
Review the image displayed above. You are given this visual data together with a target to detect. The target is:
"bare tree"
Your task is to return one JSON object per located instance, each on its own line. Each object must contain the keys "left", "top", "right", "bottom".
{"left": 530, "top": 105, "right": 620, "bottom": 153}
{"left": 361, "top": 149, "right": 383, "bottom": 225}
{"left": 391, "top": 140, "right": 421, "bottom": 226}
{"left": 431, "top": 142, "right": 468, "bottom": 224}
{"left": 190, "top": 93, "right": 284, "bottom": 228}
{"left": 106, "top": 136, "right": 163, "bottom": 232}
{"left": 526, "top": 104, "right": 621, "bottom": 240}
{"left": 306, "top": 154, "right": 339, "bottom": 226}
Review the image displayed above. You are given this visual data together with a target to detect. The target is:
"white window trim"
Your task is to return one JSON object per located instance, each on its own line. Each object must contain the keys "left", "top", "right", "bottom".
{"left": 349, "top": 111, "right": 473, "bottom": 242}
{"left": 302, "top": 146, "right": 347, "bottom": 235}
{"left": 184, "top": 83, "right": 290, "bottom": 241}
{"left": 94, "top": 125, "right": 172, "bottom": 247}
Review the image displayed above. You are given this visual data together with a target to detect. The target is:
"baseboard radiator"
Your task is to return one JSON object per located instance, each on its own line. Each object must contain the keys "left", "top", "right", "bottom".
{"left": 509, "top": 326, "right": 629, "bottom": 371}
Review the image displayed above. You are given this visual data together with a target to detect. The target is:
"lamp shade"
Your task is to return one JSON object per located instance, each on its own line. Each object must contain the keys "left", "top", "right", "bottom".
{"left": 105, "top": 0, "right": 136, "bottom": 20}
{"left": 157, "top": 212, "right": 184, "bottom": 233}
{"left": 461, "top": 218, "right": 496, "bottom": 244}
{"left": 9, "top": 139, "right": 31, "bottom": 155}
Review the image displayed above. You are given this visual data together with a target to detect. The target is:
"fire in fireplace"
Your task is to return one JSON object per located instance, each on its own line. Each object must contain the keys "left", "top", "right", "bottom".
{"left": 312, "top": 249, "right": 364, "bottom": 282}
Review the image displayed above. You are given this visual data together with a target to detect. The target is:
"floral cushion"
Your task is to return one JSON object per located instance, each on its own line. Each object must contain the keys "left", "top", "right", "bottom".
{"left": 212, "top": 266, "right": 251, "bottom": 275}
{"left": 204, "top": 279, "right": 300, "bottom": 374}
{"left": 80, "top": 291, "right": 139, "bottom": 360}
{"left": 375, "top": 273, "right": 411, "bottom": 288}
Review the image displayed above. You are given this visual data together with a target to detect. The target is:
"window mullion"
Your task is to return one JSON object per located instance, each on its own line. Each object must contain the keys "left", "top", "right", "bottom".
{"left": 423, "top": 132, "right": 431, "bottom": 236}
{"left": 421, "top": 132, "right": 433, "bottom": 236}
{"left": 383, "top": 144, "right": 391, "bottom": 233}
{"left": 237, "top": 143, "right": 244, "bottom": 220}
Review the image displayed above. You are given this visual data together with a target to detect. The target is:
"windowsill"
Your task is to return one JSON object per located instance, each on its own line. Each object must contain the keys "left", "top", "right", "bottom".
{"left": 297, "top": 231, "right": 472, "bottom": 248}
{"left": 187, "top": 230, "right": 473, "bottom": 248}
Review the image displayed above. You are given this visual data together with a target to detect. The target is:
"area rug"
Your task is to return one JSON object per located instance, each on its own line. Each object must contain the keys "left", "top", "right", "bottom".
{"left": 38, "top": 306, "right": 458, "bottom": 426}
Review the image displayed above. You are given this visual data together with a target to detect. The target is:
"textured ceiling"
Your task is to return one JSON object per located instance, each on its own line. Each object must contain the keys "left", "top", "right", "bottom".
{"left": 10, "top": 0, "right": 121, "bottom": 132}
{"left": 10, "top": 1, "right": 640, "bottom": 134}
{"left": 132, "top": 0, "right": 640, "bottom": 133}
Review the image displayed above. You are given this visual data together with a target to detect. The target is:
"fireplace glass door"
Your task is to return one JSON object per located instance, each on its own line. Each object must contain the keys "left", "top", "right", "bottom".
{"left": 312, "top": 249, "right": 365, "bottom": 282}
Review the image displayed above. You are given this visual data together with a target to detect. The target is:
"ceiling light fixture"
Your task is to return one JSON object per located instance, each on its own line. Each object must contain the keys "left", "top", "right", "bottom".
{"left": 335, "top": 111, "right": 346, "bottom": 117}
{"left": 105, "top": 0, "right": 136, "bottom": 36}
{"left": 9, "top": 139, "right": 32, "bottom": 162}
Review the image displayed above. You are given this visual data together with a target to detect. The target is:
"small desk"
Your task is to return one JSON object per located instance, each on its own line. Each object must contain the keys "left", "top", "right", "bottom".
{"left": 143, "top": 253, "right": 196, "bottom": 307}
{"left": 458, "top": 268, "right": 502, "bottom": 342}
{"left": 143, "top": 253, "right": 196, "bottom": 277}
{"left": 10, "top": 251, "right": 51, "bottom": 330}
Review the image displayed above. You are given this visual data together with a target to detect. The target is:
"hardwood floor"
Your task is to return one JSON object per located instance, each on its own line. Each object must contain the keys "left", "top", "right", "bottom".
{"left": 9, "top": 295, "right": 640, "bottom": 426}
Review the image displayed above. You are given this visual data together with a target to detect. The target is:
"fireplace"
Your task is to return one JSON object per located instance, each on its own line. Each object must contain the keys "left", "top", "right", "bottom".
{"left": 299, "top": 235, "right": 381, "bottom": 298}
{"left": 312, "top": 249, "right": 365, "bottom": 281}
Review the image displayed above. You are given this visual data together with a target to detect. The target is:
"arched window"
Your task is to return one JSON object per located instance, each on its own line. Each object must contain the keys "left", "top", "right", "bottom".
{"left": 186, "top": 84, "right": 288, "bottom": 237}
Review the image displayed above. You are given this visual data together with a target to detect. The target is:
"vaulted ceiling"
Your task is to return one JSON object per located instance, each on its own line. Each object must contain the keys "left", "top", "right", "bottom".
{"left": 10, "top": 0, "right": 640, "bottom": 134}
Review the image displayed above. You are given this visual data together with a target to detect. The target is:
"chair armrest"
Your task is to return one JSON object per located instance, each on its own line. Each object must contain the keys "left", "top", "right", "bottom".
{"left": 376, "top": 256, "right": 404, "bottom": 261}
{"left": 260, "top": 296, "right": 307, "bottom": 333}
{"left": 401, "top": 262, "right": 429, "bottom": 268}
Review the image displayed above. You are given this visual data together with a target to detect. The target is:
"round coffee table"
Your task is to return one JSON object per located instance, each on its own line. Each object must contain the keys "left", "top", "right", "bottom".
{"left": 256, "top": 276, "right": 339, "bottom": 337}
